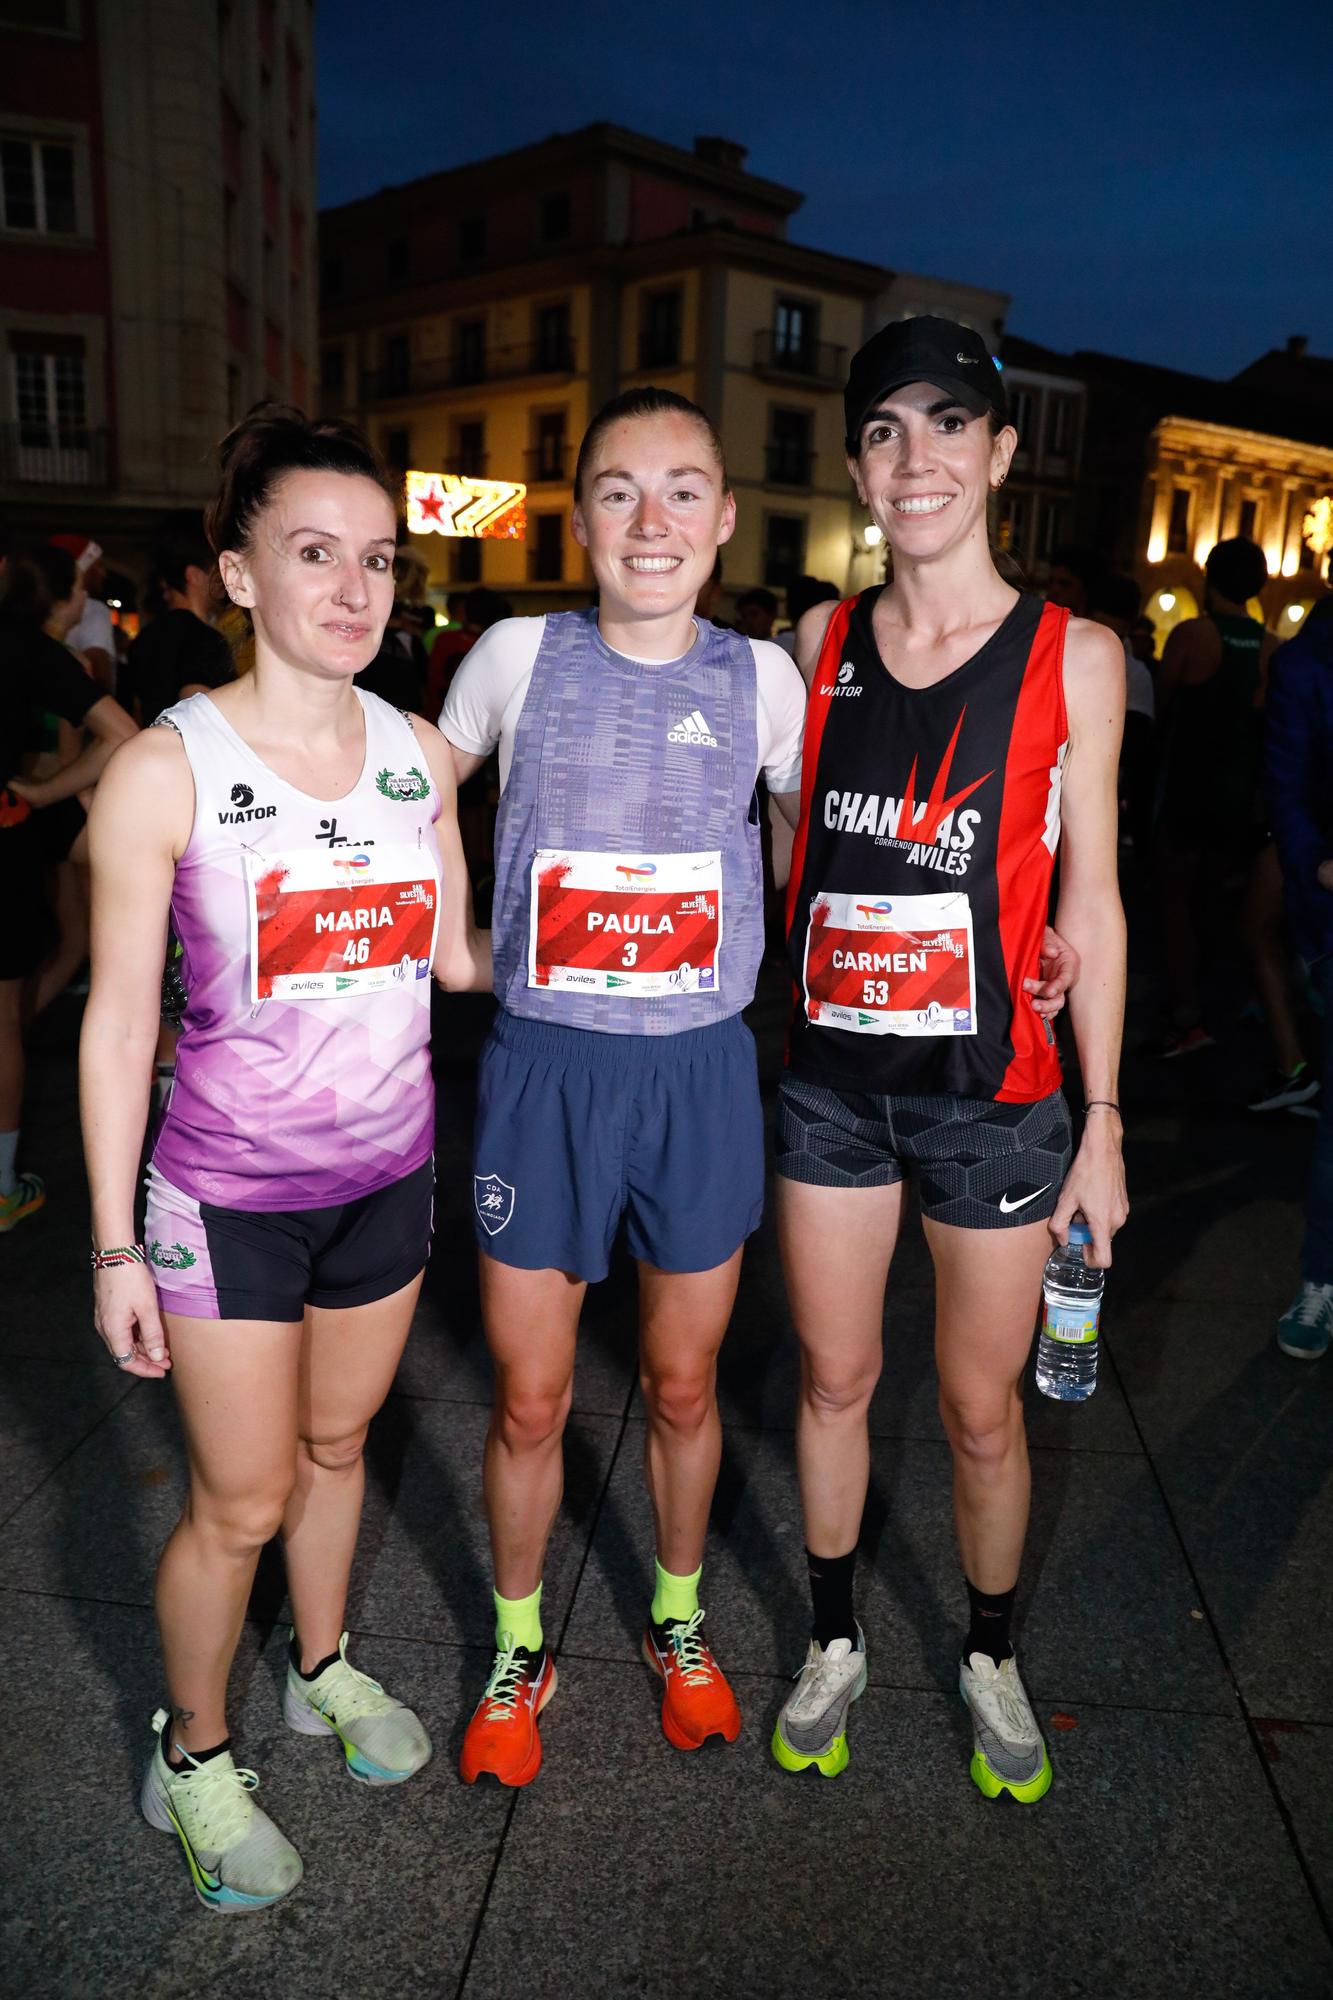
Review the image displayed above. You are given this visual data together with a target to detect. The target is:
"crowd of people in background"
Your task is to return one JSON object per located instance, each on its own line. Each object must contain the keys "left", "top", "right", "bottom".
{"left": 2, "top": 478, "right": 1331, "bottom": 1340}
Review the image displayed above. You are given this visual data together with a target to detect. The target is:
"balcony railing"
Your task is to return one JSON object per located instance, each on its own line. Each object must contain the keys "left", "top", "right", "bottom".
{"left": 0, "top": 424, "right": 110, "bottom": 487}
{"left": 753, "top": 329, "right": 846, "bottom": 387}
{"left": 764, "top": 445, "right": 814, "bottom": 490}
{"left": 361, "top": 338, "right": 576, "bottom": 401}
{"left": 525, "top": 444, "right": 570, "bottom": 484}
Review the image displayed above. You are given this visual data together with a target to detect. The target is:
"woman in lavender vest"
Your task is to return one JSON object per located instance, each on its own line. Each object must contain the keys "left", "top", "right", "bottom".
{"left": 440, "top": 388, "right": 809, "bottom": 1780}
{"left": 81, "top": 407, "right": 486, "bottom": 1910}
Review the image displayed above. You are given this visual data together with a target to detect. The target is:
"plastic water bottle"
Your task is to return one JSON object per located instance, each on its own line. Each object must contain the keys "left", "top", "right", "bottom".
{"left": 1036, "top": 1219, "right": 1103, "bottom": 1401}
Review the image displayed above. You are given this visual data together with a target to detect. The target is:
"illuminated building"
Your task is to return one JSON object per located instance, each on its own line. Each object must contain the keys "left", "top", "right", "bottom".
{"left": 990, "top": 335, "right": 1333, "bottom": 637}
{"left": 319, "top": 126, "right": 1007, "bottom": 613}
{"left": 0, "top": 1, "right": 317, "bottom": 562}
{"left": 1140, "top": 411, "right": 1333, "bottom": 637}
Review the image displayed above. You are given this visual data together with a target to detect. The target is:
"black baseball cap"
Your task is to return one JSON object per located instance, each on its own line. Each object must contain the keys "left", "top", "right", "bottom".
{"left": 844, "top": 316, "right": 1007, "bottom": 451}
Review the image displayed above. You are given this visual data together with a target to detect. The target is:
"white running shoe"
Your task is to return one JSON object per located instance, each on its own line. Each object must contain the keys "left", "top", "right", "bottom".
{"left": 771, "top": 1626, "right": 868, "bottom": 1777}
{"left": 283, "top": 1631, "right": 432, "bottom": 1784}
{"left": 140, "top": 1712, "right": 302, "bottom": 1912}
{"left": 959, "top": 1651, "right": 1052, "bottom": 1803}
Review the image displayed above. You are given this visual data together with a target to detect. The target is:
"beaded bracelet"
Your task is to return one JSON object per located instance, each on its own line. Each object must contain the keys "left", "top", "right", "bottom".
{"left": 90, "top": 1243, "right": 147, "bottom": 1271}
{"left": 1085, "top": 1100, "right": 1121, "bottom": 1115}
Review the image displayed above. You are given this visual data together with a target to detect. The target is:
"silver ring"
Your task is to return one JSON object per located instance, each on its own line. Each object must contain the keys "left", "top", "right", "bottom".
{"left": 113, "top": 1349, "right": 135, "bottom": 1366}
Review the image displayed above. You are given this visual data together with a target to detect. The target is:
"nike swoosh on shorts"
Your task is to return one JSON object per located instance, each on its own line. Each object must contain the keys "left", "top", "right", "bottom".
{"left": 998, "top": 1184, "right": 1052, "bottom": 1214}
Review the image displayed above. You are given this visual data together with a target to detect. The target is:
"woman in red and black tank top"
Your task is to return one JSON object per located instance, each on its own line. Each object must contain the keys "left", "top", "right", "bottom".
{"left": 770, "top": 317, "right": 1128, "bottom": 1799}
{"left": 787, "top": 584, "right": 1068, "bottom": 1102}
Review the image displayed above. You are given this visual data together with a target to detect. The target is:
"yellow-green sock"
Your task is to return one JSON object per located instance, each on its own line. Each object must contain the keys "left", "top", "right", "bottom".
{"left": 651, "top": 1558, "right": 701, "bottom": 1626}
{"left": 493, "top": 1582, "right": 543, "bottom": 1652}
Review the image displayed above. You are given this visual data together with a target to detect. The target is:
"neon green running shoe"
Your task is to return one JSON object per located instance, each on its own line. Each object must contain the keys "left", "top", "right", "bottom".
{"left": 140, "top": 1712, "right": 302, "bottom": 1912}
{"left": 772, "top": 1626, "right": 868, "bottom": 1777}
{"left": 960, "top": 1652, "right": 1052, "bottom": 1804}
{"left": 0, "top": 1172, "right": 45, "bottom": 1232}
{"left": 283, "top": 1631, "right": 432, "bottom": 1784}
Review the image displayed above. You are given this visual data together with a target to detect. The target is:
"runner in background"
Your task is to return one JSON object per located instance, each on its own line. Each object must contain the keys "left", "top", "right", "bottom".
{"left": 773, "top": 317, "right": 1126, "bottom": 1798}
{"left": 1263, "top": 595, "right": 1333, "bottom": 1355}
{"left": 81, "top": 406, "right": 484, "bottom": 1911}
{"left": 1, "top": 540, "right": 136, "bottom": 1230}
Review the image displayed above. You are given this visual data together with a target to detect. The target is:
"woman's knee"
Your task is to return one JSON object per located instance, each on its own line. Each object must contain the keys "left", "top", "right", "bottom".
{"left": 939, "top": 1387, "right": 1024, "bottom": 1466}
{"left": 641, "top": 1366, "right": 715, "bottom": 1437}
{"left": 494, "top": 1378, "right": 573, "bottom": 1453}
{"left": 185, "top": 1481, "right": 292, "bottom": 1556}
{"left": 801, "top": 1348, "right": 882, "bottom": 1420}
{"left": 300, "top": 1424, "right": 369, "bottom": 1476}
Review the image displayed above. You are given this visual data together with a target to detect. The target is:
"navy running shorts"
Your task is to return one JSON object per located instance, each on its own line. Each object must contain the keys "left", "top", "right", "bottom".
{"left": 776, "top": 1077, "right": 1071, "bottom": 1230}
{"left": 471, "top": 1010, "right": 765, "bottom": 1279}
{"left": 143, "top": 1158, "right": 434, "bottom": 1321}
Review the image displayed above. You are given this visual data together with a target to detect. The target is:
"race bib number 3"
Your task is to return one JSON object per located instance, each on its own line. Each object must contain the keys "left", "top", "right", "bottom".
{"left": 247, "top": 844, "right": 440, "bottom": 1001}
{"left": 803, "top": 890, "right": 976, "bottom": 1036}
{"left": 528, "top": 849, "right": 723, "bottom": 998}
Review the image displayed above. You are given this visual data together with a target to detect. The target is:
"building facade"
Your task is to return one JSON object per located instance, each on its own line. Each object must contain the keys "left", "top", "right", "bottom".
{"left": 992, "top": 333, "right": 1333, "bottom": 637}
{"left": 995, "top": 335, "right": 1087, "bottom": 579}
{"left": 320, "top": 125, "right": 1011, "bottom": 615}
{"left": 0, "top": 0, "right": 316, "bottom": 567}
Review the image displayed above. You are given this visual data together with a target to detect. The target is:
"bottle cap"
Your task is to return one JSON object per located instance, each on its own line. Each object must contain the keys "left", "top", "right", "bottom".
{"left": 1067, "top": 1221, "right": 1093, "bottom": 1245}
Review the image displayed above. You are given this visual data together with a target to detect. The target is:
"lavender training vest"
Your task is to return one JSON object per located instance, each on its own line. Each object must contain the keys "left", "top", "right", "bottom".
{"left": 491, "top": 611, "right": 763, "bottom": 1034}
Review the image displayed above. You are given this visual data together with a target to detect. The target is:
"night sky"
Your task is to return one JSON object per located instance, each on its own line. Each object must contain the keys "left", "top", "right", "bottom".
{"left": 317, "top": 0, "right": 1329, "bottom": 382}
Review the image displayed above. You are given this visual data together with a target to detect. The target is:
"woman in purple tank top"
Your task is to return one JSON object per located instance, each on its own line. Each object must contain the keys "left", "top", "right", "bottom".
{"left": 80, "top": 408, "right": 486, "bottom": 1911}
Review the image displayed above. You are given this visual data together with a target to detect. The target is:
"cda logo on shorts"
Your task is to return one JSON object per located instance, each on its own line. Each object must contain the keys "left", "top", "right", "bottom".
{"left": 474, "top": 1172, "right": 514, "bottom": 1235}
{"left": 376, "top": 766, "right": 431, "bottom": 803}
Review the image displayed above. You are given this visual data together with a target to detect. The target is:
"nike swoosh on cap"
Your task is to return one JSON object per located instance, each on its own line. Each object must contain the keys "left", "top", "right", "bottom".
{"left": 998, "top": 1184, "right": 1052, "bottom": 1214}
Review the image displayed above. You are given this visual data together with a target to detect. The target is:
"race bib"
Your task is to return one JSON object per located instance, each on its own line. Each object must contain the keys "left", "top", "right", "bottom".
{"left": 802, "top": 890, "right": 976, "bottom": 1036}
{"left": 246, "top": 843, "right": 440, "bottom": 1002}
{"left": 528, "top": 849, "right": 723, "bottom": 998}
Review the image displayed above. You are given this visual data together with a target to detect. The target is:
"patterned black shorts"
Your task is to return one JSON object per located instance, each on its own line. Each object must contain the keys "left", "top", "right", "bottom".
{"left": 775, "top": 1077, "right": 1072, "bottom": 1230}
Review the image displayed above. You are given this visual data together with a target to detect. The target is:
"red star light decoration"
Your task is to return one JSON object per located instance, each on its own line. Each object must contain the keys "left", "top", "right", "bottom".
{"left": 406, "top": 470, "right": 527, "bottom": 540}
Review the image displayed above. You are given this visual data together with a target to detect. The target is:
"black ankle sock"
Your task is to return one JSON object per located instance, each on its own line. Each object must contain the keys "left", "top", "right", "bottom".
{"left": 964, "top": 1578, "right": 1016, "bottom": 1667}
{"left": 806, "top": 1546, "right": 858, "bottom": 1648}
{"left": 290, "top": 1636, "right": 341, "bottom": 1682}
{"left": 166, "top": 1734, "right": 231, "bottom": 1772}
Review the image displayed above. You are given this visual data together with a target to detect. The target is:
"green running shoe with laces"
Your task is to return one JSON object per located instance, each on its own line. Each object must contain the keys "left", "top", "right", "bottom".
{"left": 283, "top": 1630, "right": 432, "bottom": 1784}
{"left": 140, "top": 1712, "right": 302, "bottom": 1912}
{"left": 959, "top": 1651, "right": 1052, "bottom": 1804}
{"left": 0, "top": 1172, "right": 45, "bottom": 1232}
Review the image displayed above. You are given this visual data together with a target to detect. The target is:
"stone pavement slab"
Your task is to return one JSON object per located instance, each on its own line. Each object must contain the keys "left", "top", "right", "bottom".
{"left": 1151, "top": 1443, "right": 1333, "bottom": 1722}
{"left": 1259, "top": 1720, "right": 1333, "bottom": 1925}
{"left": 0, "top": 1356, "right": 135, "bottom": 1518}
{"left": 461, "top": 1658, "right": 1333, "bottom": 2000}
{"left": 1109, "top": 1294, "right": 1333, "bottom": 1461}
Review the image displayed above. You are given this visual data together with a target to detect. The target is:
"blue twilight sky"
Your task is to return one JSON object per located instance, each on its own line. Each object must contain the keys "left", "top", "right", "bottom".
{"left": 316, "top": 0, "right": 1329, "bottom": 382}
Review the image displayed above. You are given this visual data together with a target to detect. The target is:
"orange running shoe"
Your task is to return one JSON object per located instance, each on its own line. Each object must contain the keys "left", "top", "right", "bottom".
{"left": 459, "top": 1639, "right": 557, "bottom": 1788}
{"left": 642, "top": 1609, "right": 741, "bottom": 1751}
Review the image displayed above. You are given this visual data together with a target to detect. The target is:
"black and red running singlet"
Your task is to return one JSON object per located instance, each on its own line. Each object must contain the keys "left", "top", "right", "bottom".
{"left": 785, "top": 588, "right": 1069, "bottom": 1103}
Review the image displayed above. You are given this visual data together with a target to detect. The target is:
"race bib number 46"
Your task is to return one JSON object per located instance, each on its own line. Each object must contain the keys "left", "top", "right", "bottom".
{"left": 528, "top": 849, "right": 723, "bottom": 998}
{"left": 802, "top": 890, "right": 976, "bottom": 1036}
{"left": 247, "top": 844, "right": 440, "bottom": 1001}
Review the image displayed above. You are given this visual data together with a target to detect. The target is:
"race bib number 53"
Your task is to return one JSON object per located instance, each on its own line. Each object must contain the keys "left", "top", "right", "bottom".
{"left": 246, "top": 844, "right": 440, "bottom": 1001}
{"left": 528, "top": 849, "right": 723, "bottom": 998}
{"left": 802, "top": 890, "right": 976, "bottom": 1036}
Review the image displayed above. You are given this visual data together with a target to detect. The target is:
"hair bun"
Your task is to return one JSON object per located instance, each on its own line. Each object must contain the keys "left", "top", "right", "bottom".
{"left": 205, "top": 404, "right": 399, "bottom": 558}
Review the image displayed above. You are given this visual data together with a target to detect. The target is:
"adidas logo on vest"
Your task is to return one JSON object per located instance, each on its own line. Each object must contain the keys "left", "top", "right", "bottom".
{"left": 667, "top": 708, "right": 719, "bottom": 748}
